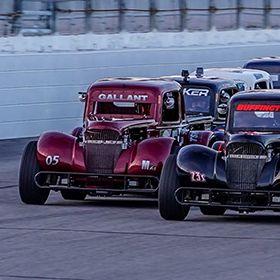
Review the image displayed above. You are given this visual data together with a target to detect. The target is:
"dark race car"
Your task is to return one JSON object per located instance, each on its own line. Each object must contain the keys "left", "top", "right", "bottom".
{"left": 162, "top": 70, "right": 238, "bottom": 129}
{"left": 19, "top": 77, "right": 213, "bottom": 205}
{"left": 159, "top": 90, "right": 280, "bottom": 220}
{"left": 162, "top": 70, "right": 238, "bottom": 148}
{"left": 244, "top": 56, "right": 280, "bottom": 88}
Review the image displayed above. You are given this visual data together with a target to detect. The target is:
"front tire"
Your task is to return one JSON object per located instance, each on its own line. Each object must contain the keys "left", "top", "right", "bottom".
{"left": 159, "top": 155, "right": 189, "bottom": 221}
{"left": 61, "top": 190, "right": 86, "bottom": 201}
{"left": 19, "top": 141, "right": 50, "bottom": 205}
{"left": 200, "top": 206, "right": 226, "bottom": 216}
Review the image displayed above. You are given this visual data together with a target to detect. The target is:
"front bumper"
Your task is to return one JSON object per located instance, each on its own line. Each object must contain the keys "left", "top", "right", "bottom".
{"left": 35, "top": 171, "right": 159, "bottom": 195}
{"left": 175, "top": 187, "right": 280, "bottom": 210}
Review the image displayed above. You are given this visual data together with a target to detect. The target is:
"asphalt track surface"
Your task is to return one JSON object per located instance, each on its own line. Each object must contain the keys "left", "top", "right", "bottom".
{"left": 1, "top": 139, "right": 280, "bottom": 280}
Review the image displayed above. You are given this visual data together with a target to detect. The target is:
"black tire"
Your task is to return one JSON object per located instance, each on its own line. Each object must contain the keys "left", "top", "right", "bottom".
{"left": 61, "top": 190, "right": 86, "bottom": 201}
{"left": 159, "top": 155, "right": 189, "bottom": 221}
{"left": 19, "top": 141, "right": 50, "bottom": 205}
{"left": 200, "top": 206, "right": 226, "bottom": 216}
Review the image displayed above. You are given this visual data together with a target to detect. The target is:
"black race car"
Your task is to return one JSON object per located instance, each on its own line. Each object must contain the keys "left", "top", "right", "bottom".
{"left": 159, "top": 90, "right": 280, "bottom": 220}
{"left": 162, "top": 69, "right": 238, "bottom": 129}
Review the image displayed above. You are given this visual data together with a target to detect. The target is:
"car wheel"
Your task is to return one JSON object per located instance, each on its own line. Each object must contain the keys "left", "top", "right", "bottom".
{"left": 159, "top": 154, "right": 189, "bottom": 221}
{"left": 19, "top": 141, "right": 50, "bottom": 205}
{"left": 61, "top": 190, "right": 87, "bottom": 201}
{"left": 200, "top": 206, "right": 226, "bottom": 216}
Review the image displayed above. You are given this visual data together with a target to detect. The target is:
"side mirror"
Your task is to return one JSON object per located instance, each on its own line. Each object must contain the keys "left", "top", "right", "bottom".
{"left": 79, "top": 91, "right": 87, "bottom": 102}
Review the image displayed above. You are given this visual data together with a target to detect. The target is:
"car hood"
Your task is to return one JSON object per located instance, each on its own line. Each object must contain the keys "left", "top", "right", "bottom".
{"left": 86, "top": 119, "right": 157, "bottom": 133}
{"left": 226, "top": 132, "right": 280, "bottom": 148}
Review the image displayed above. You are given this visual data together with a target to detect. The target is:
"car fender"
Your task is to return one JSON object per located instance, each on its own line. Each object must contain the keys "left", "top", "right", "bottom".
{"left": 211, "top": 140, "right": 225, "bottom": 151}
{"left": 177, "top": 144, "right": 226, "bottom": 185}
{"left": 71, "top": 127, "right": 83, "bottom": 138}
{"left": 259, "top": 154, "right": 280, "bottom": 188}
{"left": 208, "top": 130, "right": 225, "bottom": 147}
{"left": 126, "top": 137, "right": 177, "bottom": 175}
{"left": 37, "top": 132, "right": 86, "bottom": 172}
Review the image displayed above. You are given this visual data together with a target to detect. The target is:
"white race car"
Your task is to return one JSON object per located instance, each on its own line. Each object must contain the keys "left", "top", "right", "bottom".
{"left": 191, "top": 67, "right": 273, "bottom": 91}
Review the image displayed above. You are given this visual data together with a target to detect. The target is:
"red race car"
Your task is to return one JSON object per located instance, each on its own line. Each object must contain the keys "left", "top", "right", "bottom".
{"left": 19, "top": 77, "right": 212, "bottom": 204}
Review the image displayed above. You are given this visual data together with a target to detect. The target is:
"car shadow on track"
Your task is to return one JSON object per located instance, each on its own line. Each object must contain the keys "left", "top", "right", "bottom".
{"left": 47, "top": 197, "right": 158, "bottom": 209}
{"left": 187, "top": 211, "right": 280, "bottom": 224}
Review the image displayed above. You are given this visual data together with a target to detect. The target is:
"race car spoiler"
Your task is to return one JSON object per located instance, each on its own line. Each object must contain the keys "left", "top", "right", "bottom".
{"left": 175, "top": 186, "right": 280, "bottom": 210}
{"left": 34, "top": 171, "right": 159, "bottom": 194}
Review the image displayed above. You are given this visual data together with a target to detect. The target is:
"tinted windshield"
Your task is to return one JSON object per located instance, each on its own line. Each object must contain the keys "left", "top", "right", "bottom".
{"left": 233, "top": 103, "right": 280, "bottom": 131}
{"left": 183, "top": 87, "right": 211, "bottom": 114}
{"left": 94, "top": 102, "right": 152, "bottom": 119}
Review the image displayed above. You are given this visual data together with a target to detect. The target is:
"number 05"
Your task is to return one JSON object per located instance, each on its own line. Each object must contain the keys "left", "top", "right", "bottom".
{"left": 46, "top": 155, "right": 60, "bottom": 166}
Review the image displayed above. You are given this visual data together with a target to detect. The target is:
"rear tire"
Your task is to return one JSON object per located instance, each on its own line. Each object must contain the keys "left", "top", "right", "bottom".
{"left": 200, "top": 206, "right": 226, "bottom": 216}
{"left": 61, "top": 190, "right": 86, "bottom": 201}
{"left": 159, "top": 155, "right": 189, "bottom": 221}
{"left": 19, "top": 141, "right": 50, "bottom": 205}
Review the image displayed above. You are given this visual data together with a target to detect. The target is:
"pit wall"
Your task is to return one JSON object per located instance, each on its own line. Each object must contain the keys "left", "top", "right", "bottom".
{"left": 1, "top": 31, "right": 280, "bottom": 139}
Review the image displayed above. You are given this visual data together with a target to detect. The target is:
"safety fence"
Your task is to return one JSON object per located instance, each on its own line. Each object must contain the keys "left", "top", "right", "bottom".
{"left": 0, "top": 0, "right": 280, "bottom": 36}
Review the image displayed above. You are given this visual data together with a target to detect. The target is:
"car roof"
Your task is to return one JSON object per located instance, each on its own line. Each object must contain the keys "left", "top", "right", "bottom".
{"left": 161, "top": 75, "right": 236, "bottom": 89}
{"left": 89, "top": 77, "right": 181, "bottom": 94}
{"left": 231, "top": 89, "right": 280, "bottom": 104}
{"left": 244, "top": 57, "right": 280, "bottom": 73}
{"left": 200, "top": 67, "right": 270, "bottom": 81}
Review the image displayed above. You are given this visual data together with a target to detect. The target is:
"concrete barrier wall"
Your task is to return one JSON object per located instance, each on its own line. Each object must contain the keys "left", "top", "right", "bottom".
{"left": 1, "top": 42, "right": 280, "bottom": 139}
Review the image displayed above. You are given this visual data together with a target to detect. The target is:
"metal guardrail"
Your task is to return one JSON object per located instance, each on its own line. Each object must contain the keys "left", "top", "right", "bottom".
{"left": 0, "top": 0, "right": 280, "bottom": 36}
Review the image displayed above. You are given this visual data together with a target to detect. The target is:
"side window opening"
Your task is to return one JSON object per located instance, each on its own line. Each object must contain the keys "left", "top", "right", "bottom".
{"left": 162, "top": 91, "right": 180, "bottom": 123}
{"left": 255, "top": 81, "right": 268, "bottom": 89}
{"left": 235, "top": 82, "right": 246, "bottom": 91}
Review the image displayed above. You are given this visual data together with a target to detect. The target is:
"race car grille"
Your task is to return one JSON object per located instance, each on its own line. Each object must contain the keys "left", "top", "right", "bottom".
{"left": 85, "top": 129, "right": 120, "bottom": 142}
{"left": 226, "top": 143, "right": 266, "bottom": 190}
{"left": 85, "top": 143, "right": 122, "bottom": 174}
{"left": 226, "top": 142, "right": 264, "bottom": 156}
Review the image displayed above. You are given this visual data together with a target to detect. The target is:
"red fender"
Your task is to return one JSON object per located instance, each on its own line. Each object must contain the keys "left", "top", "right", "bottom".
{"left": 37, "top": 132, "right": 86, "bottom": 172}
{"left": 123, "top": 137, "right": 177, "bottom": 175}
{"left": 183, "top": 130, "right": 214, "bottom": 146}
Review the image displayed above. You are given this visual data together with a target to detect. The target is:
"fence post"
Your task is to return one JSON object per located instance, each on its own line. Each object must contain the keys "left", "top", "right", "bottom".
{"left": 85, "top": 0, "right": 92, "bottom": 33}
{"left": 208, "top": 0, "right": 215, "bottom": 30}
{"left": 150, "top": 0, "right": 156, "bottom": 31}
{"left": 119, "top": 0, "right": 125, "bottom": 32}
{"left": 264, "top": 0, "right": 270, "bottom": 29}
{"left": 49, "top": 0, "right": 56, "bottom": 34}
{"left": 179, "top": 0, "right": 186, "bottom": 31}
{"left": 236, "top": 0, "right": 241, "bottom": 29}
{"left": 13, "top": 0, "right": 22, "bottom": 35}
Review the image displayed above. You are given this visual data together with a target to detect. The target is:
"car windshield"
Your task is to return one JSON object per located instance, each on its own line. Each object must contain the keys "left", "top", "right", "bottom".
{"left": 270, "top": 74, "right": 280, "bottom": 88}
{"left": 183, "top": 87, "right": 211, "bottom": 114}
{"left": 94, "top": 101, "right": 152, "bottom": 119}
{"left": 233, "top": 103, "right": 280, "bottom": 131}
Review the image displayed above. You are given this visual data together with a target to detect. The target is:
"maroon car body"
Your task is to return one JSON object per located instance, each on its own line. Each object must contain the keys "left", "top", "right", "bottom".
{"left": 19, "top": 77, "right": 212, "bottom": 204}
